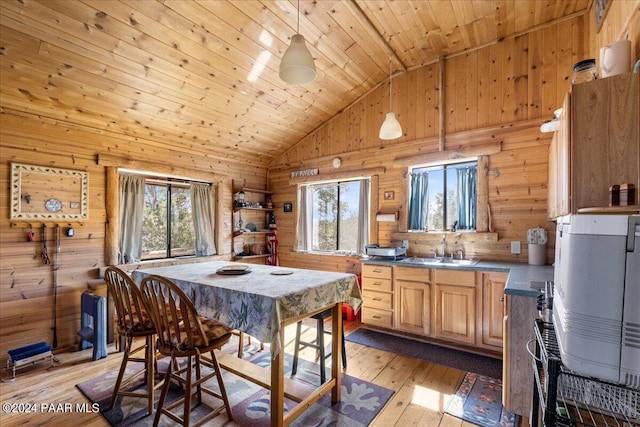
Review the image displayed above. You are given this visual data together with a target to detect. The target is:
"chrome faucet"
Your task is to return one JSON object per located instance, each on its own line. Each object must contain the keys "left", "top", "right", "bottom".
{"left": 441, "top": 234, "right": 447, "bottom": 260}
{"left": 457, "top": 249, "right": 464, "bottom": 260}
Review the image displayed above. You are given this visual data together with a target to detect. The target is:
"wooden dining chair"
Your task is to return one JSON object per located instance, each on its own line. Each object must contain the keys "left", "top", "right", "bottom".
{"left": 291, "top": 308, "right": 346, "bottom": 384}
{"left": 140, "top": 274, "right": 233, "bottom": 427}
{"left": 104, "top": 266, "right": 160, "bottom": 415}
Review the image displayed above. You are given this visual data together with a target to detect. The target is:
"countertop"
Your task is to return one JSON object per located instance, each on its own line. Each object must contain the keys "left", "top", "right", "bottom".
{"left": 360, "top": 258, "right": 554, "bottom": 298}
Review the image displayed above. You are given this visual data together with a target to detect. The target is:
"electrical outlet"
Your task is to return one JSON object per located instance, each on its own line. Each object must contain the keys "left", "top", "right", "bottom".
{"left": 510, "top": 241, "right": 521, "bottom": 254}
{"left": 402, "top": 239, "right": 409, "bottom": 248}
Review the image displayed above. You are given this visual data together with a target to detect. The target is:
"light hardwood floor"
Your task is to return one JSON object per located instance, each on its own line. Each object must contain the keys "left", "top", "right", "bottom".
{"left": 0, "top": 320, "right": 506, "bottom": 426}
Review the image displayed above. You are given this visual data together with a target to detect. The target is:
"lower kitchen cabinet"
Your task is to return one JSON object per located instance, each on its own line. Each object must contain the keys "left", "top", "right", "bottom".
{"left": 394, "top": 266, "right": 431, "bottom": 335}
{"left": 361, "top": 264, "right": 394, "bottom": 329}
{"left": 361, "top": 263, "right": 507, "bottom": 354}
{"left": 481, "top": 272, "right": 507, "bottom": 350}
{"left": 434, "top": 284, "right": 476, "bottom": 345}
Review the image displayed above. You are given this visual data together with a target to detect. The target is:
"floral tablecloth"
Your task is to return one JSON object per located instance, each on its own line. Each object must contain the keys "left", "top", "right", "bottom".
{"left": 131, "top": 261, "right": 362, "bottom": 356}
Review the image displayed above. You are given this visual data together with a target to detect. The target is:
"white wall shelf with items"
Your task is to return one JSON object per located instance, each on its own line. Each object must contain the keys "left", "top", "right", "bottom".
{"left": 231, "top": 179, "right": 278, "bottom": 264}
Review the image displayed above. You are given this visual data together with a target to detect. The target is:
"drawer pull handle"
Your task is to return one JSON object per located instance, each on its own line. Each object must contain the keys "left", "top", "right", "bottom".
{"left": 372, "top": 315, "right": 381, "bottom": 319}
{"left": 373, "top": 282, "right": 382, "bottom": 286}
{"left": 373, "top": 269, "right": 382, "bottom": 273}
{"left": 373, "top": 297, "right": 382, "bottom": 301}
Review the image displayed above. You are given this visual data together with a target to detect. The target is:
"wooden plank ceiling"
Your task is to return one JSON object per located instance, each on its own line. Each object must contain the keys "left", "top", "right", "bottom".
{"left": 0, "top": 0, "right": 588, "bottom": 166}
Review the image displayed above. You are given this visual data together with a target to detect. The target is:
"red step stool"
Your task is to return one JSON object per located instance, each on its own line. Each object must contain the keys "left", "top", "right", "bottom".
{"left": 343, "top": 275, "right": 362, "bottom": 322}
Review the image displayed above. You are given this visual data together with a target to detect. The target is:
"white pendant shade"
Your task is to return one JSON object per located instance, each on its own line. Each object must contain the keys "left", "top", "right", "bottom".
{"left": 279, "top": 34, "right": 316, "bottom": 84}
{"left": 379, "top": 112, "right": 403, "bottom": 140}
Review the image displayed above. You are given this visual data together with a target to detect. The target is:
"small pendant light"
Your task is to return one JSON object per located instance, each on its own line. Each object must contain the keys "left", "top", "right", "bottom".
{"left": 379, "top": 61, "right": 402, "bottom": 140}
{"left": 279, "top": 0, "right": 316, "bottom": 85}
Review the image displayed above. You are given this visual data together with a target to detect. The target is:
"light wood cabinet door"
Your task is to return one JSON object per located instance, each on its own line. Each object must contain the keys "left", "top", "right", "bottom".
{"left": 434, "top": 284, "right": 476, "bottom": 345}
{"left": 549, "top": 73, "right": 639, "bottom": 218}
{"left": 481, "top": 272, "right": 507, "bottom": 349}
{"left": 395, "top": 279, "right": 430, "bottom": 335}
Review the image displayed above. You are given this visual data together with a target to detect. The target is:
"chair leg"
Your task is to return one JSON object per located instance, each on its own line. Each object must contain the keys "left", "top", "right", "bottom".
{"left": 209, "top": 350, "right": 233, "bottom": 421}
{"left": 184, "top": 355, "right": 193, "bottom": 427}
{"left": 145, "top": 335, "right": 155, "bottom": 414}
{"left": 291, "top": 321, "right": 303, "bottom": 376}
{"left": 317, "top": 317, "right": 326, "bottom": 384}
{"left": 110, "top": 335, "right": 132, "bottom": 409}
{"left": 153, "top": 356, "right": 174, "bottom": 427}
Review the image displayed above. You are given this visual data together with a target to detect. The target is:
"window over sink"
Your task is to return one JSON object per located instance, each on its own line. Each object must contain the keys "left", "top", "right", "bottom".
{"left": 408, "top": 160, "right": 477, "bottom": 232}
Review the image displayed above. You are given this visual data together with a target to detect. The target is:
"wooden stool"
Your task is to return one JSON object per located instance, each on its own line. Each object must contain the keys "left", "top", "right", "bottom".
{"left": 291, "top": 308, "right": 346, "bottom": 384}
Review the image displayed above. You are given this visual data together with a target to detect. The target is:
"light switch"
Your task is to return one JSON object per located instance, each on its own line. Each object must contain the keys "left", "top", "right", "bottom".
{"left": 510, "top": 241, "right": 521, "bottom": 254}
{"left": 402, "top": 239, "right": 409, "bottom": 248}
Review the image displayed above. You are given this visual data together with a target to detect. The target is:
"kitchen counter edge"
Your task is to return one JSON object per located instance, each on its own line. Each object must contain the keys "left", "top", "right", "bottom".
{"left": 360, "top": 258, "right": 553, "bottom": 298}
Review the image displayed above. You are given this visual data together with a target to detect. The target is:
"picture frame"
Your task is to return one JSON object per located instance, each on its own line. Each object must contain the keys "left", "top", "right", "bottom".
{"left": 595, "top": 0, "right": 611, "bottom": 33}
{"left": 10, "top": 162, "right": 89, "bottom": 221}
{"left": 283, "top": 202, "right": 293, "bottom": 212}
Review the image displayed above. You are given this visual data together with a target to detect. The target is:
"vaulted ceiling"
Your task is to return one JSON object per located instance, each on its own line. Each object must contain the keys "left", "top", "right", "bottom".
{"left": 0, "top": 0, "right": 588, "bottom": 166}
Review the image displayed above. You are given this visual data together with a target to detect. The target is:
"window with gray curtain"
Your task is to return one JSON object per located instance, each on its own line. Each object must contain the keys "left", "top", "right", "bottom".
{"left": 407, "top": 161, "right": 477, "bottom": 232}
{"left": 296, "top": 178, "right": 370, "bottom": 254}
{"left": 118, "top": 173, "right": 216, "bottom": 263}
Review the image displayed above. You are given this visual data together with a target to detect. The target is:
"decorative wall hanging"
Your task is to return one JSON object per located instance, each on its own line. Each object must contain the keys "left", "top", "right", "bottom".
{"left": 10, "top": 163, "right": 89, "bottom": 220}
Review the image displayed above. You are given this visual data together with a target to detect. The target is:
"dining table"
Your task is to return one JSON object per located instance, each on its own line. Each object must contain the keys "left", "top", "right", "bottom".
{"left": 131, "top": 260, "right": 362, "bottom": 427}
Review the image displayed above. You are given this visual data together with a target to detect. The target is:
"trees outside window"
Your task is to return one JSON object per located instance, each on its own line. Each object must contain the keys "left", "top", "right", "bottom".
{"left": 408, "top": 161, "right": 477, "bottom": 232}
{"left": 298, "top": 179, "right": 368, "bottom": 254}
{"left": 142, "top": 182, "right": 195, "bottom": 260}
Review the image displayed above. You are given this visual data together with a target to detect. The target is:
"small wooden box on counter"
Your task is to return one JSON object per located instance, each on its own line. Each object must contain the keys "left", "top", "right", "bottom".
{"left": 619, "top": 183, "right": 636, "bottom": 206}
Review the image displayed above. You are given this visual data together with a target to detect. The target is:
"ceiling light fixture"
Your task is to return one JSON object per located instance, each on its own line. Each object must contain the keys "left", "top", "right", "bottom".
{"left": 379, "top": 61, "right": 402, "bottom": 140}
{"left": 279, "top": 0, "right": 316, "bottom": 85}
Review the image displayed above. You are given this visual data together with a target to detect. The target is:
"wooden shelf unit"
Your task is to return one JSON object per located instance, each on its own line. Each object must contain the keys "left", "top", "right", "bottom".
{"left": 232, "top": 183, "right": 276, "bottom": 264}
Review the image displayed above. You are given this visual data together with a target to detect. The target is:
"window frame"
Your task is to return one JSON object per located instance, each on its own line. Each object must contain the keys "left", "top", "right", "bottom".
{"left": 296, "top": 177, "right": 371, "bottom": 256}
{"left": 407, "top": 158, "right": 478, "bottom": 233}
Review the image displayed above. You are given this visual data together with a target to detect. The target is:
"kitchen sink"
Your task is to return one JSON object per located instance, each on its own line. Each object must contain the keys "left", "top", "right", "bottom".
{"left": 398, "top": 257, "right": 443, "bottom": 265}
{"left": 398, "top": 257, "right": 479, "bottom": 266}
{"left": 440, "top": 259, "right": 479, "bottom": 266}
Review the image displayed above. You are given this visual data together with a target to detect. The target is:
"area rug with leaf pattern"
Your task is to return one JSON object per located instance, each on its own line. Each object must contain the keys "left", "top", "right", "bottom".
{"left": 76, "top": 350, "right": 394, "bottom": 426}
{"left": 444, "top": 372, "right": 519, "bottom": 427}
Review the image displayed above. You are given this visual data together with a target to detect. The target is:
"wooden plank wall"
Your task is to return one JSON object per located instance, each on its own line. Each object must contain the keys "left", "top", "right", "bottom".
{"left": 0, "top": 111, "right": 266, "bottom": 364}
{"left": 267, "top": 11, "right": 637, "bottom": 273}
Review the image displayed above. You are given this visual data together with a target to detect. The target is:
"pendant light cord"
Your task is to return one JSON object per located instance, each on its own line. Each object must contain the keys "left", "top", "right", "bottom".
{"left": 389, "top": 61, "right": 392, "bottom": 111}
{"left": 296, "top": 0, "right": 300, "bottom": 34}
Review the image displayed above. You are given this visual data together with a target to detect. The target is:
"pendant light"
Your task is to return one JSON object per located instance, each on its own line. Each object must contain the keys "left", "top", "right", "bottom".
{"left": 379, "top": 61, "right": 402, "bottom": 140}
{"left": 279, "top": 0, "right": 316, "bottom": 84}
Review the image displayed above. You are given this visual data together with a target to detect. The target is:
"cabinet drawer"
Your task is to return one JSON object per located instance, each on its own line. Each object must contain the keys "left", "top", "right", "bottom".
{"left": 362, "top": 289, "right": 393, "bottom": 310}
{"left": 362, "top": 277, "right": 392, "bottom": 292}
{"left": 395, "top": 266, "right": 431, "bottom": 282}
{"left": 362, "top": 264, "right": 393, "bottom": 279}
{"left": 434, "top": 269, "right": 476, "bottom": 287}
{"left": 362, "top": 307, "right": 393, "bottom": 328}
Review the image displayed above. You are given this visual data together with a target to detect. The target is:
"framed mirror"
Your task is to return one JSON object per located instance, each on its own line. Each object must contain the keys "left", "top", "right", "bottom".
{"left": 10, "top": 163, "right": 89, "bottom": 221}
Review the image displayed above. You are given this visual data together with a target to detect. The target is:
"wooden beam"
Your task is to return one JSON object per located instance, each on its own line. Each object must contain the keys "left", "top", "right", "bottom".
{"left": 97, "top": 154, "right": 227, "bottom": 182}
{"left": 476, "top": 156, "right": 490, "bottom": 232}
{"left": 105, "top": 166, "right": 119, "bottom": 266}
{"left": 439, "top": 56, "right": 446, "bottom": 151}
{"left": 288, "top": 167, "right": 386, "bottom": 185}
{"left": 345, "top": 0, "right": 407, "bottom": 72}
{"left": 392, "top": 141, "right": 502, "bottom": 168}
